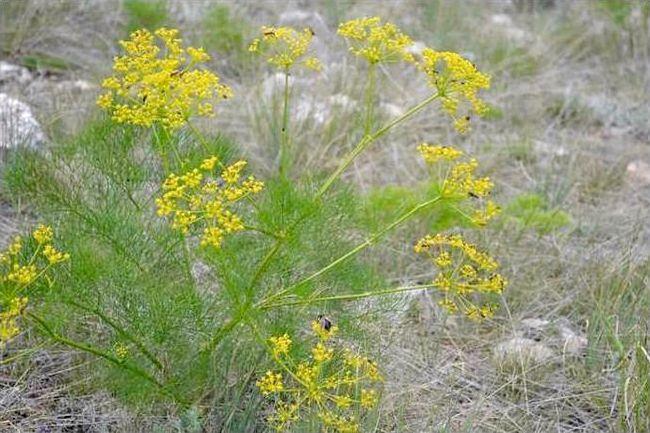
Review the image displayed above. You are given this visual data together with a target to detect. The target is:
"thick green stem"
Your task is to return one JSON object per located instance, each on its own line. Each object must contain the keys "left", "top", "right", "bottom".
{"left": 263, "top": 283, "right": 438, "bottom": 309}
{"left": 260, "top": 196, "right": 442, "bottom": 306}
{"left": 279, "top": 69, "right": 291, "bottom": 176}
{"left": 317, "top": 92, "right": 439, "bottom": 198}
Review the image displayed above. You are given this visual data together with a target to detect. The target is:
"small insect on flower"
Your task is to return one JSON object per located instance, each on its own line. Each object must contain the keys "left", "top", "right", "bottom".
{"left": 418, "top": 49, "right": 490, "bottom": 134}
{"left": 317, "top": 314, "right": 332, "bottom": 331}
{"left": 249, "top": 26, "right": 322, "bottom": 72}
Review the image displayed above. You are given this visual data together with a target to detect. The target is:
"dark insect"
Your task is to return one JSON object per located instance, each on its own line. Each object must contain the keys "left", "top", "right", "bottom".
{"left": 308, "top": 26, "right": 316, "bottom": 36}
{"left": 263, "top": 29, "right": 277, "bottom": 37}
{"left": 468, "top": 192, "right": 479, "bottom": 199}
{"left": 317, "top": 314, "right": 332, "bottom": 331}
{"left": 170, "top": 69, "right": 185, "bottom": 78}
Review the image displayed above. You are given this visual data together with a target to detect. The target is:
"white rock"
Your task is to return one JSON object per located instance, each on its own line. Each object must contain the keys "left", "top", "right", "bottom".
{"left": 0, "top": 93, "right": 46, "bottom": 150}
{"left": 0, "top": 62, "right": 32, "bottom": 85}
{"left": 559, "top": 326, "right": 588, "bottom": 355}
{"left": 520, "top": 318, "right": 550, "bottom": 330}
{"left": 55, "top": 79, "right": 96, "bottom": 92}
{"left": 491, "top": 14, "right": 513, "bottom": 26}
{"left": 490, "top": 14, "right": 530, "bottom": 43}
{"left": 493, "top": 337, "right": 553, "bottom": 365}
{"left": 626, "top": 160, "right": 650, "bottom": 186}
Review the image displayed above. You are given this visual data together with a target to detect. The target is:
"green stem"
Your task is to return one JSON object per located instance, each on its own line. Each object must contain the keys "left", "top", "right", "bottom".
{"left": 317, "top": 92, "right": 439, "bottom": 198}
{"left": 260, "top": 196, "right": 442, "bottom": 305}
{"left": 152, "top": 125, "right": 170, "bottom": 173}
{"left": 364, "top": 64, "right": 377, "bottom": 136}
{"left": 263, "top": 283, "right": 438, "bottom": 309}
{"left": 187, "top": 121, "right": 212, "bottom": 156}
{"left": 248, "top": 239, "right": 283, "bottom": 291}
{"left": 279, "top": 69, "right": 291, "bottom": 176}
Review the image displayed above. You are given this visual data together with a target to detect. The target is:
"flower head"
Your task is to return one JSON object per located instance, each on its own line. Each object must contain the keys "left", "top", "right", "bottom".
{"left": 32, "top": 225, "right": 53, "bottom": 244}
{"left": 257, "top": 323, "right": 382, "bottom": 432}
{"left": 419, "top": 49, "right": 490, "bottom": 133}
{"left": 156, "top": 156, "right": 264, "bottom": 248}
{"left": 418, "top": 144, "right": 500, "bottom": 226}
{"left": 415, "top": 233, "right": 506, "bottom": 320}
{"left": 269, "top": 333, "right": 292, "bottom": 357}
{"left": 249, "top": 26, "right": 321, "bottom": 71}
{"left": 338, "top": 17, "right": 414, "bottom": 65}
{"left": 97, "top": 28, "right": 232, "bottom": 130}
{"left": 1, "top": 225, "right": 68, "bottom": 347}
{"left": 0, "top": 297, "right": 28, "bottom": 346}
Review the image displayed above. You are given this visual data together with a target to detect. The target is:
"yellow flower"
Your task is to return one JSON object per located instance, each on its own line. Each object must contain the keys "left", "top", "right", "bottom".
{"left": 98, "top": 28, "right": 232, "bottom": 130}
{"left": 259, "top": 326, "right": 381, "bottom": 432}
{"left": 249, "top": 26, "right": 320, "bottom": 71}
{"left": 415, "top": 233, "right": 506, "bottom": 320}
{"left": 7, "top": 264, "right": 38, "bottom": 285}
{"left": 187, "top": 46, "right": 210, "bottom": 63}
{"left": 200, "top": 227, "right": 224, "bottom": 248}
{"left": 0, "top": 297, "right": 28, "bottom": 346}
{"left": 256, "top": 371, "right": 284, "bottom": 396}
{"left": 471, "top": 200, "right": 501, "bottom": 226}
{"left": 312, "top": 342, "right": 334, "bottom": 362}
{"left": 269, "top": 333, "right": 292, "bottom": 357}
{"left": 114, "top": 342, "right": 129, "bottom": 360}
{"left": 338, "top": 17, "right": 415, "bottom": 64}
{"left": 7, "top": 236, "right": 22, "bottom": 256}
{"left": 434, "top": 251, "right": 452, "bottom": 267}
{"left": 419, "top": 49, "right": 490, "bottom": 133}
{"left": 360, "top": 389, "right": 378, "bottom": 409}
{"left": 418, "top": 143, "right": 463, "bottom": 164}
{"left": 42, "top": 245, "right": 70, "bottom": 264}
{"left": 156, "top": 157, "right": 264, "bottom": 248}
{"left": 334, "top": 394, "right": 353, "bottom": 409}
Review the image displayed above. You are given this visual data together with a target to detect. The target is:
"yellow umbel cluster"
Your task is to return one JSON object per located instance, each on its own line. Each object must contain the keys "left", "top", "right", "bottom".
{"left": 97, "top": 28, "right": 232, "bottom": 130}
{"left": 257, "top": 321, "right": 382, "bottom": 432}
{"left": 337, "top": 17, "right": 414, "bottom": 65}
{"left": 417, "top": 143, "right": 463, "bottom": 164}
{"left": 156, "top": 156, "right": 264, "bottom": 249}
{"left": 415, "top": 233, "right": 507, "bottom": 320}
{"left": 419, "top": 49, "right": 491, "bottom": 133}
{"left": 249, "top": 26, "right": 322, "bottom": 71}
{"left": 418, "top": 144, "right": 500, "bottom": 226}
{"left": 1, "top": 226, "right": 69, "bottom": 346}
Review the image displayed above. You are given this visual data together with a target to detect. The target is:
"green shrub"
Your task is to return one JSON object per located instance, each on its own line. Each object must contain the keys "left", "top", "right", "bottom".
{"left": 123, "top": 0, "right": 169, "bottom": 34}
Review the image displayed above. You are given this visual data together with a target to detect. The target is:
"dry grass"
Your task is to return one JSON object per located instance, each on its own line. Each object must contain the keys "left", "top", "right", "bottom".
{"left": 1, "top": 0, "right": 649, "bottom": 432}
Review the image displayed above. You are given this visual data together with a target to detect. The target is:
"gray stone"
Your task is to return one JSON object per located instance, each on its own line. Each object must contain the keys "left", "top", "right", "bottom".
{"left": 0, "top": 93, "right": 46, "bottom": 150}
{"left": 493, "top": 337, "right": 554, "bottom": 365}
{"left": 0, "top": 61, "right": 32, "bottom": 86}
